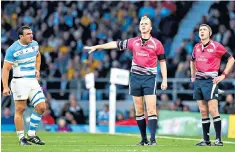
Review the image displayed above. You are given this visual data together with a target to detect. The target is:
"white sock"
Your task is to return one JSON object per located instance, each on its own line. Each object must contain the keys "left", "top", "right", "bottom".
{"left": 27, "top": 130, "right": 36, "bottom": 136}
{"left": 17, "top": 130, "right": 24, "bottom": 140}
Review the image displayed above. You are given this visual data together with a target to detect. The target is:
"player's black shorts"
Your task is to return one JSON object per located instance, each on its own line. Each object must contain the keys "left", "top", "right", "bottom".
{"left": 193, "top": 79, "right": 218, "bottom": 101}
{"left": 129, "top": 73, "right": 157, "bottom": 96}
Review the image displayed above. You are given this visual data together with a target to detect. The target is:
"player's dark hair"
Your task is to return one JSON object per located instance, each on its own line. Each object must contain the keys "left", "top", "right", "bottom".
{"left": 199, "top": 24, "right": 212, "bottom": 36}
{"left": 17, "top": 26, "right": 31, "bottom": 39}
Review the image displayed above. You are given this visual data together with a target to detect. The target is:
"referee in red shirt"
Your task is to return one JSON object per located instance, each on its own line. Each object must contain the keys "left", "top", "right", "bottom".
{"left": 85, "top": 16, "right": 167, "bottom": 146}
{"left": 190, "top": 24, "right": 234, "bottom": 146}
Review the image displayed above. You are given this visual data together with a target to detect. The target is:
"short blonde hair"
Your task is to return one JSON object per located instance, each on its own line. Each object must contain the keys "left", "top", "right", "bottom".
{"left": 199, "top": 24, "right": 212, "bottom": 36}
{"left": 140, "top": 16, "right": 152, "bottom": 26}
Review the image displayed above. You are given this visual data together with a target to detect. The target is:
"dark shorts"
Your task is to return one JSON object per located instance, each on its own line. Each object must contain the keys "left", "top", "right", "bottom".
{"left": 193, "top": 79, "right": 218, "bottom": 101}
{"left": 129, "top": 73, "right": 157, "bottom": 96}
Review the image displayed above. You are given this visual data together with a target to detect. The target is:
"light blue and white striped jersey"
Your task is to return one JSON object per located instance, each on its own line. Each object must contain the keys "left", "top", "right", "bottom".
{"left": 4, "top": 40, "right": 39, "bottom": 78}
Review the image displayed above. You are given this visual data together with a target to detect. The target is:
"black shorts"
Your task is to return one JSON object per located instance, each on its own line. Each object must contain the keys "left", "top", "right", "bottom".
{"left": 129, "top": 73, "right": 157, "bottom": 96}
{"left": 193, "top": 79, "right": 218, "bottom": 101}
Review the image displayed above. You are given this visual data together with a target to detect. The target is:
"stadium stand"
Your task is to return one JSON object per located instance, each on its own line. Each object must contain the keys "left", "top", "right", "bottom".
{"left": 1, "top": 1, "right": 235, "bottom": 125}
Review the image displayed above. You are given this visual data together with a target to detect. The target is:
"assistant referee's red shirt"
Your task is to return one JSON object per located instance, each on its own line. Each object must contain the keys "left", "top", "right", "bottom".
{"left": 191, "top": 40, "right": 232, "bottom": 79}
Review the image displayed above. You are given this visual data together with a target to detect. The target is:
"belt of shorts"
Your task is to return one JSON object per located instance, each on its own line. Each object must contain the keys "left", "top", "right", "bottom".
{"left": 13, "top": 75, "right": 36, "bottom": 79}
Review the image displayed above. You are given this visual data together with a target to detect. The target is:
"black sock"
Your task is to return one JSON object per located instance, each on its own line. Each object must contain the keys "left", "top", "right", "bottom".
{"left": 202, "top": 118, "right": 210, "bottom": 142}
{"left": 148, "top": 115, "right": 157, "bottom": 141}
{"left": 136, "top": 115, "right": 147, "bottom": 141}
{"left": 213, "top": 116, "right": 221, "bottom": 141}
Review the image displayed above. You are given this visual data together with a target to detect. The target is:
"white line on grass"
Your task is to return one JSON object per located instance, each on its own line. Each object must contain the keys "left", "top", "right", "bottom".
{"left": 116, "top": 133, "right": 235, "bottom": 145}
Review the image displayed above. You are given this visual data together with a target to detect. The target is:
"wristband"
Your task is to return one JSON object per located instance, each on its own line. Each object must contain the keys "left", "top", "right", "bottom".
{"left": 222, "top": 72, "right": 227, "bottom": 78}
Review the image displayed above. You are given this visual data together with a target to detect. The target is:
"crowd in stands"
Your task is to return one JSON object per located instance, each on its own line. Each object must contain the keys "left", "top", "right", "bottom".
{"left": 1, "top": 1, "right": 235, "bottom": 128}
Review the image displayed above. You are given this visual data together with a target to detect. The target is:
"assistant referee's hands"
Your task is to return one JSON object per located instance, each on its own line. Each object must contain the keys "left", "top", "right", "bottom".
{"left": 84, "top": 46, "right": 97, "bottom": 54}
{"left": 213, "top": 75, "right": 225, "bottom": 84}
{"left": 161, "top": 80, "right": 168, "bottom": 90}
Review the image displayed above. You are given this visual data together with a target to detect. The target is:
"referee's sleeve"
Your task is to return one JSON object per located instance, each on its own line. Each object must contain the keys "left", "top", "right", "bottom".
{"left": 117, "top": 39, "right": 128, "bottom": 50}
{"left": 221, "top": 52, "right": 232, "bottom": 62}
{"left": 191, "top": 47, "right": 196, "bottom": 61}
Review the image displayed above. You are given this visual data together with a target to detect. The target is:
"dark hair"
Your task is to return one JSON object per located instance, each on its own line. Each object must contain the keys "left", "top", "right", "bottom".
{"left": 17, "top": 26, "right": 31, "bottom": 39}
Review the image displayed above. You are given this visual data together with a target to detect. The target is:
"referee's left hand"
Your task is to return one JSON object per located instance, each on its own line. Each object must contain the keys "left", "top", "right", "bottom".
{"left": 161, "top": 81, "right": 168, "bottom": 90}
{"left": 213, "top": 75, "right": 225, "bottom": 84}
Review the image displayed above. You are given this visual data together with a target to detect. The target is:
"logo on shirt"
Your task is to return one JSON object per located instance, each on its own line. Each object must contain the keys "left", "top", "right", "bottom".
{"left": 147, "top": 44, "right": 154, "bottom": 49}
{"left": 196, "top": 55, "right": 208, "bottom": 62}
{"left": 207, "top": 49, "right": 214, "bottom": 52}
{"left": 136, "top": 51, "right": 149, "bottom": 57}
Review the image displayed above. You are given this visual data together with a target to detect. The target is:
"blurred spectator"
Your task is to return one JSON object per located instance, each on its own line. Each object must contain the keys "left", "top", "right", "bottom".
{"left": 65, "top": 112, "right": 77, "bottom": 124}
{"left": 159, "top": 94, "right": 170, "bottom": 110}
{"left": 116, "top": 106, "right": 137, "bottom": 126}
{"left": 57, "top": 118, "right": 72, "bottom": 132}
{"left": 175, "top": 62, "right": 187, "bottom": 78}
{"left": 223, "top": 94, "right": 235, "bottom": 114}
{"left": 1, "top": 107, "right": 14, "bottom": 124}
{"left": 60, "top": 102, "right": 70, "bottom": 117}
{"left": 41, "top": 102, "right": 56, "bottom": 125}
{"left": 169, "top": 102, "right": 177, "bottom": 111}
{"left": 116, "top": 112, "right": 125, "bottom": 122}
{"left": 183, "top": 105, "right": 190, "bottom": 112}
{"left": 98, "top": 104, "right": 109, "bottom": 125}
{"left": 68, "top": 93, "right": 86, "bottom": 124}
{"left": 175, "top": 98, "right": 185, "bottom": 111}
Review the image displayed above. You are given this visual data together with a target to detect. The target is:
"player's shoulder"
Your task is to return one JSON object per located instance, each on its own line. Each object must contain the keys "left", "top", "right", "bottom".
{"left": 194, "top": 42, "right": 201, "bottom": 49}
{"left": 151, "top": 37, "right": 163, "bottom": 45}
{"left": 6, "top": 40, "right": 19, "bottom": 52}
{"left": 31, "top": 40, "right": 39, "bottom": 46}
{"left": 129, "top": 36, "right": 140, "bottom": 41}
{"left": 211, "top": 40, "right": 223, "bottom": 48}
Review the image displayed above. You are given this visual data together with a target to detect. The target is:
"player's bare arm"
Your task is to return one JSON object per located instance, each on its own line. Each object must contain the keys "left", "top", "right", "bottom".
{"left": 160, "top": 60, "right": 167, "bottom": 90}
{"left": 84, "top": 41, "right": 118, "bottom": 53}
{"left": 213, "top": 56, "right": 235, "bottom": 84}
{"left": 36, "top": 52, "right": 41, "bottom": 80}
{"left": 2, "top": 61, "right": 13, "bottom": 96}
{"left": 190, "top": 60, "right": 196, "bottom": 82}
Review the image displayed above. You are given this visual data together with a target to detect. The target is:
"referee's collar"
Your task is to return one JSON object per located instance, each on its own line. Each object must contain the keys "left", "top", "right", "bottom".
{"left": 139, "top": 35, "right": 152, "bottom": 43}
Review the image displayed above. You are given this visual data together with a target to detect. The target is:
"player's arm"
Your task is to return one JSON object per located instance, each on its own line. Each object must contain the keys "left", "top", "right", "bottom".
{"left": 213, "top": 45, "right": 235, "bottom": 84}
{"left": 190, "top": 60, "right": 196, "bottom": 81}
{"left": 157, "top": 42, "right": 167, "bottom": 90}
{"left": 35, "top": 52, "right": 41, "bottom": 80}
{"left": 36, "top": 52, "right": 41, "bottom": 71}
{"left": 160, "top": 60, "right": 167, "bottom": 82}
{"left": 190, "top": 47, "right": 196, "bottom": 82}
{"left": 160, "top": 60, "right": 167, "bottom": 90}
{"left": 84, "top": 41, "right": 118, "bottom": 53}
{"left": 2, "top": 47, "right": 14, "bottom": 96}
{"left": 222, "top": 56, "right": 235, "bottom": 75}
{"left": 2, "top": 61, "right": 13, "bottom": 96}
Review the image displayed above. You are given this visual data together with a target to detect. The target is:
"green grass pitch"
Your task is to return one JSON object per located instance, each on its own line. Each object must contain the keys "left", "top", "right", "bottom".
{"left": 1, "top": 132, "right": 235, "bottom": 152}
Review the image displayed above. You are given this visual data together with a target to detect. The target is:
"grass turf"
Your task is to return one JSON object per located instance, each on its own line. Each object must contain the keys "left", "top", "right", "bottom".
{"left": 1, "top": 132, "right": 235, "bottom": 152}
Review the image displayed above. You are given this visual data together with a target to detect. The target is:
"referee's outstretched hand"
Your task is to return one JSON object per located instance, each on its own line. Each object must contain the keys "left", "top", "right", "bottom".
{"left": 84, "top": 46, "right": 96, "bottom": 54}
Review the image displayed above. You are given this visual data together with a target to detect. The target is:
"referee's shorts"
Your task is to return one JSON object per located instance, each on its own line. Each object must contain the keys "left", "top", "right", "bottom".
{"left": 193, "top": 79, "right": 219, "bottom": 101}
{"left": 129, "top": 73, "right": 157, "bottom": 96}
